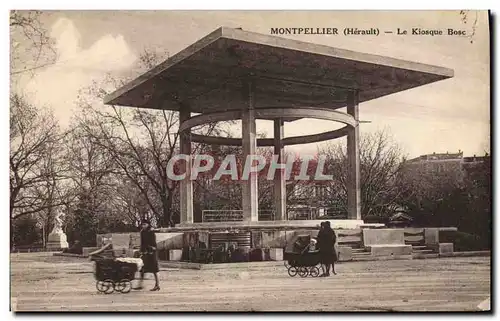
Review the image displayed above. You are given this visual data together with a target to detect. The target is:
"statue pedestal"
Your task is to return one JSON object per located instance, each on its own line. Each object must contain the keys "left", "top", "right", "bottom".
{"left": 46, "top": 232, "right": 69, "bottom": 250}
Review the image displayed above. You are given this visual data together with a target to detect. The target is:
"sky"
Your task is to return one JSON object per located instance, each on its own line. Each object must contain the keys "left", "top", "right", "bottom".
{"left": 14, "top": 10, "right": 491, "bottom": 158}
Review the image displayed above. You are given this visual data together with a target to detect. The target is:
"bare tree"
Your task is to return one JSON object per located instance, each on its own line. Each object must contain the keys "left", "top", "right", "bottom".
{"left": 10, "top": 10, "right": 61, "bottom": 247}
{"left": 62, "top": 115, "right": 119, "bottom": 238}
{"left": 320, "top": 130, "right": 409, "bottom": 218}
{"left": 10, "top": 10, "right": 56, "bottom": 76}
{"left": 74, "top": 49, "right": 227, "bottom": 227}
{"left": 10, "top": 93, "right": 67, "bottom": 222}
{"left": 31, "top": 135, "right": 68, "bottom": 246}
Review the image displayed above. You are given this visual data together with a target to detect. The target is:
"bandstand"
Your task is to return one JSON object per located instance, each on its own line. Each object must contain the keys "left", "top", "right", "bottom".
{"left": 103, "top": 27, "right": 453, "bottom": 256}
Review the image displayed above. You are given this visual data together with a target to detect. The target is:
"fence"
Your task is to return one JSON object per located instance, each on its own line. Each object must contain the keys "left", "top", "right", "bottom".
{"left": 201, "top": 206, "right": 347, "bottom": 222}
{"left": 202, "top": 210, "right": 275, "bottom": 222}
{"left": 287, "top": 207, "right": 314, "bottom": 220}
{"left": 324, "top": 207, "right": 348, "bottom": 219}
{"left": 11, "top": 246, "right": 50, "bottom": 253}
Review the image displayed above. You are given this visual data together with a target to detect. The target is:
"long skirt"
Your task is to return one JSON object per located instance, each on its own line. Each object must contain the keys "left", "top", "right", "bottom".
{"left": 141, "top": 252, "right": 159, "bottom": 273}
{"left": 320, "top": 250, "right": 338, "bottom": 265}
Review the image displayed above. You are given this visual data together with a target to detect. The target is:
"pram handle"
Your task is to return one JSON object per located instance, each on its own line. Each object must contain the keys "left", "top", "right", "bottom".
{"left": 88, "top": 243, "right": 112, "bottom": 260}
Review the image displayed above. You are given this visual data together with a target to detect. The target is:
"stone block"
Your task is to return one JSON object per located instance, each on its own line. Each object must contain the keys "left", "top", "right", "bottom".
{"left": 424, "top": 228, "right": 439, "bottom": 246}
{"left": 129, "top": 233, "right": 140, "bottom": 249}
{"left": 261, "top": 230, "right": 287, "bottom": 248}
{"left": 404, "top": 228, "right": 425, "bottom": 244}
{"left": 82, "top": 247, "right": 99, "bottom": 257}
{"left": 336, "top": 229, "right": 363, "bottom": 245}
{"left": 368, "top": 244, "right": 412, "bottom": 256}
{"left": 269, "top": 248, "right": 283, "bottom": 261}
{"left": 113, "top": 248, "right": 129, "bottom": 257}
{"left": 438, "top": 243, "right": 454, "bottom": 255}
{"left": 262, "top": 248, "right": 271, "bottom": 261}
{"left": 363, "top": 229, "right": 405, "bottom": 246}
{"left": 251, "top": 231, "right": 263, "bottom": 248}
{"left": 183, "top": 232, "right": 199, "bottom": 247}
{"left": 156, "top": 233, "right": 184, "bottom": 250}
{"left": 169, "top": 249, "right": 183, "bottom": 261}
{"left": 309, "top": 219, "right": 364, "bottom": 229}
{"left": 46, "top": 232, "right": 69, "bottom": 250}
{"left": 96, "top": 234, "right": 112, "bottom": 247}
{"left": 198, "top": 232, "right": 210, "bottom": 247}
{"left": 126, "top": 249, "right": 140, "bottom": 258}
{"left": 337, "top": 246, "right": 352, "bottom": 261}
{"left": 110, "top": 233, "right": 130, "bottom": 250}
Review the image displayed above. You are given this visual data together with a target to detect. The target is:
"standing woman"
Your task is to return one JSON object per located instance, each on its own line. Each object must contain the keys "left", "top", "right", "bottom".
{"left": 134, "top": 219, "right": 160, "bottom": 291}
{"left": 326, "top": 221, "right": 338, "bottom": 275}
{"left": 318, "top": 221, "right": 336, "bottom": 277}
{"left": 316, "top": 222, "right": 327, "bottom": 275}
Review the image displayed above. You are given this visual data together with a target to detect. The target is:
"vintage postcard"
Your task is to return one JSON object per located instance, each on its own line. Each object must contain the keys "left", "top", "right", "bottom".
{"left": 10, "top": 10, "right": 491, "bottom": 312}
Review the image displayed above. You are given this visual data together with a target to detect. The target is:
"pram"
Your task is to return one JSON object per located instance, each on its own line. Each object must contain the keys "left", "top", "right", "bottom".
{"left": 283, "top": 234, "right": 322, "bottom": 278}
{"left": 89, "top": 243, "right": 143, "bottom": 294}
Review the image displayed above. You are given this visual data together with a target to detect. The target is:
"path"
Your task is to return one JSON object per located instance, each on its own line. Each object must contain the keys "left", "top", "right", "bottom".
{"left": 10, "top": 253, "right": 491, "bottom": 311}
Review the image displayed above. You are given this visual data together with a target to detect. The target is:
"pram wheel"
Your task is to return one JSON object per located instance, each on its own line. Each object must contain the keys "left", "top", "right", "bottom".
{"left": 96, "top": 280, "right": 107, "bottom": 293}
{"left": 115, "top": 279, "right": 132, "bottom": 294}
{"left": 287, "top": 266, "right": 298, "bottom": 277}
{"left": 96, "top": 279, "right": 114, "bottom": 294}
{"left": 309, "top": 266, "right": 320, "bottom": 278}
{"left": 104, "top": 279, "right": 115, "bottom": 294}
{"left": 298, "top": 267, "right": 309, "bottom": 278}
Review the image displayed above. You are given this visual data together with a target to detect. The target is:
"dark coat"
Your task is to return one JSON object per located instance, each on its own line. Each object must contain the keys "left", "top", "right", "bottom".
{"left": 317, "top": 227, "right": 337, "bottom": 264}
{"left": 140, "top": 230, "right": 159, "bottom": 273}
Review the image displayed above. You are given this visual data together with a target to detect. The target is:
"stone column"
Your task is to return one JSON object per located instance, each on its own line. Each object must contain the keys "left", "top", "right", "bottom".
{"left": 347, "top": 90, "right": 361, "bottom": 220}
{"left": 241, "top": 80, "right": 259, "bottom": 221}
{"left": 179, "top": 105, "right": 194, "bottom": 224}
{"left": 273, "top": 118, "right": 286, "bottom": 221}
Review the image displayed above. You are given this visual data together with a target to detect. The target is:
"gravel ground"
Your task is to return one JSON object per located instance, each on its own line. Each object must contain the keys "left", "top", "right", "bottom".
{"left": 10, "top": 253, "right": 491, "bottom": 312}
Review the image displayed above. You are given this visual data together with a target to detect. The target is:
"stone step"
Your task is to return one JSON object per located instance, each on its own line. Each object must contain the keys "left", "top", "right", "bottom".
{"left": 352, "top": 251, "right": 371, "bottom": 256}
{"left": 353, "top": 254, "right": 413, "bottom": 261}
{"left": 352, "top": 250, "right": 369, "bottom": 254}
{"left": 411, "top": 245, "right": 436, "bottom": 254}
{"left": 406, "top": 242, "right": 425, "bottom": 246}
{"left": 412, "top": 253, "right": 439, "bottom": 260}
{"left": 339, "top": 243, "right": 362, "bottom": 249}
{"left": 413, "top": 249, "right": 435, "bottom": 254}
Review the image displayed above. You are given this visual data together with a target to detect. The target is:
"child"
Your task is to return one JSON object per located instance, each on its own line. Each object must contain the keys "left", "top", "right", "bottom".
{"left": 308, "top": 238, "right": 318, "bottom": 252}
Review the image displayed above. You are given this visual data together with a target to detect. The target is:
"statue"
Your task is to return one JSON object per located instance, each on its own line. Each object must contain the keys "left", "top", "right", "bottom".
{"left": 51, "top": 210, "right": 64, "bottom": 234}
{"left": 46, "top": 208, "right": 68, "bottom": 250}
